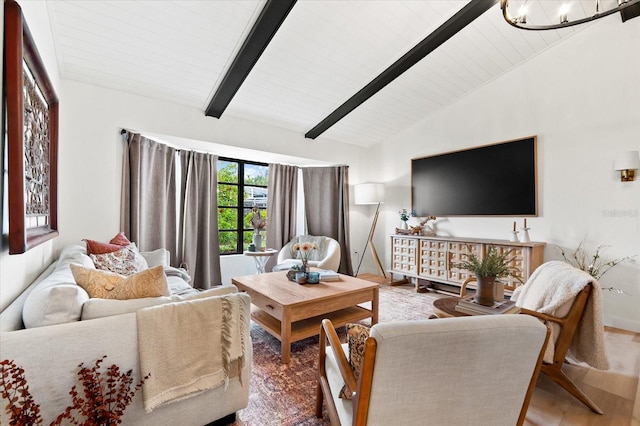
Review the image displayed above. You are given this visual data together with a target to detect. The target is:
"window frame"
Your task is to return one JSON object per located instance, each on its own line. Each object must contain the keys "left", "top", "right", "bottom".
{"left": 217, "top": 157, "right": 268, "bottom": 255}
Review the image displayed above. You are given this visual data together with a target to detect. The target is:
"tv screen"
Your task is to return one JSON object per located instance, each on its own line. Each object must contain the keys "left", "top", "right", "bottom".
{"left": 411, "top": 137, "right": 537, "bottom": 216}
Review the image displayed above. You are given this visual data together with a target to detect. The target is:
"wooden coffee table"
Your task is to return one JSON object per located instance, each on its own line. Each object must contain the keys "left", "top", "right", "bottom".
{"left": 232, "top": 271, "right": 379, "bottom": 363}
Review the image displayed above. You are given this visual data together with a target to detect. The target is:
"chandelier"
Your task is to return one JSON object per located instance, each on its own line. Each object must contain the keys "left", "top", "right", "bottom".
{"left": 500, "top": 0, "right": 640, "bottom": 30}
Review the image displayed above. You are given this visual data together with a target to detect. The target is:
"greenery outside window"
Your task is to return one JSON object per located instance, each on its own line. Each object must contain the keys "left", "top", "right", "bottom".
{"left": 218, "top": 158, "right": 268, "bottom": 254}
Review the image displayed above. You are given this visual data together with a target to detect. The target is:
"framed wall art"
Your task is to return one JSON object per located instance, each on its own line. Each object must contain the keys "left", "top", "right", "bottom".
{"left": 4, "top": 0, "right": 59, "bottom": 254}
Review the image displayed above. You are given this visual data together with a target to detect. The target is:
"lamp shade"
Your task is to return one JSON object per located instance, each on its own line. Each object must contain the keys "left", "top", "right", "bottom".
{"left": 614, "top": 151, "right": 640, "bottom": 170}
{"left": 354, "top": 183, "right": 385, "bottom": 205}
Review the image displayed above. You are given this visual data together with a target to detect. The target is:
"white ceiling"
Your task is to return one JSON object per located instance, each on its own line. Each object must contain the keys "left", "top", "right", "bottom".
{"left": 43, "top": 0, "right": 621, "bottom": 148}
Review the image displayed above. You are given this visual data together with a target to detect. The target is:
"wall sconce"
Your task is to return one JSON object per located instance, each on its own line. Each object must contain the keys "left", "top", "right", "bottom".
{"left": 614, "top": 151, "right": 640, "bottom": 182}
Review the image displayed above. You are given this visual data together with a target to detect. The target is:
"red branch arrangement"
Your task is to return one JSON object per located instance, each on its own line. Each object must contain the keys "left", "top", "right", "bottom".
{"left": 0, "top": 359, "right": 44, "bottom": 426}
{"left": 1, "top": 356, "right": 149, "bottom": 426}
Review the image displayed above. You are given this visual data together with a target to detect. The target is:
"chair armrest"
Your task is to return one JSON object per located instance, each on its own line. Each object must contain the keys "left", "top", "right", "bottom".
{"left": 460, "top": 277, "right": 475, "bottom": 297}
{"left": 317, "top": 240, "right": 341, "bottom": 271}
{"left": 519, "top": 308, "right": 567, "bottom": 326}
{"left": 320, "top": 319, "right": 357, "bottom": 396}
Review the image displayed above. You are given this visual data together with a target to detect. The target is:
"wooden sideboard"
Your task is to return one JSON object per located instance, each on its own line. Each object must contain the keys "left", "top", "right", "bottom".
{"left": 389, "top": 235, "right": 545, "bottom": 294}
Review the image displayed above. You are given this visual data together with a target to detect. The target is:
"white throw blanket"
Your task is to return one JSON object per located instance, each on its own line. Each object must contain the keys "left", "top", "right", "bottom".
{"left": 137, "top": 292, "right": 249, "bottom": 412}
{"left": 511, "top": 261, "right": 609, "bottom": 370}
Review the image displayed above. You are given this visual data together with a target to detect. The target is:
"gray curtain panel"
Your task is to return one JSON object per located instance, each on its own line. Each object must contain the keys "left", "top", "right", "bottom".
{"left": 301, "top": 166, "right": 353, "bottom": 275}
{"left": 120, "top": 132, "right": 178, "bottom": 262}
{"left": 265, "top": 163, "right": 299, "bottom": 271}
{"left": 178, "top": 150, "right": 221, "bottom": 289}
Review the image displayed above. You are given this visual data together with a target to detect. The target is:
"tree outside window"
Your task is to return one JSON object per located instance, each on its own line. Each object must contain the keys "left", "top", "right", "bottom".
{"left": 218, "top": 158, "right": 268, "bottom": 254}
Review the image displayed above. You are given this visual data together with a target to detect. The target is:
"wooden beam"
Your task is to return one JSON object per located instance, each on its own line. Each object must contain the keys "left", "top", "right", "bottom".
{"left": 205, "top": 0, "right": 297, "bottom": 118}
{"left": 305, "top": 0, "right": 498, "bottom": 139}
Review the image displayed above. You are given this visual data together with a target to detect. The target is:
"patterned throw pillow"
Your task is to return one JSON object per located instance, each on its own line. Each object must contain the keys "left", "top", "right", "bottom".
{"left": 338, "top": 323, "right": 370, "bottom": 400}
{"left": 90, "top": 243, "right": 148, "bottom": 276}
{"left": 70, "top": 264, "right": 170, "bottom": 300}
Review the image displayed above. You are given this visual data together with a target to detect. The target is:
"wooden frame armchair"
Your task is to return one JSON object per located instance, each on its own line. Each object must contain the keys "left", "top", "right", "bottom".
{"left": 316, "top": 316, "right": 550, "bottom": 426}
{"left": 519, "top": 285, "right": 603, "bottom": 414}
{"left": 462, "top": 272, "right": 604, "bottom": 414}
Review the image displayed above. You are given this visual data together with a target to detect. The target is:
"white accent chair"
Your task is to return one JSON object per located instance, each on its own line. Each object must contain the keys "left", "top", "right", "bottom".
{"left": 273, "top": 235, "right": 341, "bottom": 272}
{"left": 317, "top": 315, "right": 550, "bottom": 426}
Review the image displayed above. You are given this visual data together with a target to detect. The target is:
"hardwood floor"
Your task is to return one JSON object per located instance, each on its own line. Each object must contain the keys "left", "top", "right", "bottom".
{"left": 358, "top": 274, "right": 640, "bottom": 425}
{"left": 525, "top": 326, "right": 640, "bottom": 425}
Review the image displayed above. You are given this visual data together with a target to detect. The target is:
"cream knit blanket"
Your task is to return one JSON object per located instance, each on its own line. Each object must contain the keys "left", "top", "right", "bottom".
{"left": 137, "top": 292, "right": 249, "bottom": 412}
{"left": 511, "top": 261, "right": 609, "bottom": 370}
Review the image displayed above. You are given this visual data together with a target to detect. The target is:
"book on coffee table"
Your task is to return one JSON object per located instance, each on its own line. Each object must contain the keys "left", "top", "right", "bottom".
{"left": 454, "top": 295, "right": 520, "bottom": 316}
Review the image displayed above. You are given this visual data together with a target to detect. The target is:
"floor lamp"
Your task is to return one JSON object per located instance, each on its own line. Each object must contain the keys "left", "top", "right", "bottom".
{"left": 354, "top": 183, "right": 386, "bottom": 278}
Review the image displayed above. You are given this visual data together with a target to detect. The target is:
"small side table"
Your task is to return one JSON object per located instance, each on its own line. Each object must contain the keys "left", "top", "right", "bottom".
{"left": 244, "top": 249, "right": 278, "bottom": 274}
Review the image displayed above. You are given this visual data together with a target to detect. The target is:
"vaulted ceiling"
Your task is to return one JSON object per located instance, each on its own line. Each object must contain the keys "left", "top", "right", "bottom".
{"left": 43, "top": 0, "right": 625, "bottom": 148}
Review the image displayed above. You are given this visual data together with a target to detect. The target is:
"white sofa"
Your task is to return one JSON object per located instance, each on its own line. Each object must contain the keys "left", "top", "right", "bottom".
{"left": 0, "top": 244, "right": 251, "bottom": 425}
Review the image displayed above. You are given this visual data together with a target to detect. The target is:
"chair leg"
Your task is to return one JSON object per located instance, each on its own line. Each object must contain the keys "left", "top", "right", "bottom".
{"left": 542, "top": 366, "right": 603, "bottom": 414}
{"left": 315, "top": 381, "right": 324, "bottom": 418}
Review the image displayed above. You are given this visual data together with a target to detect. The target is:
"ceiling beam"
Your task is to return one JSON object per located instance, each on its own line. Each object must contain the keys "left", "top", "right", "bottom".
{"left": 205, "top": 0, "right": 297, "bottom": 118}
{"left": 305, "top": 0, "right": 498, "bottom": 140}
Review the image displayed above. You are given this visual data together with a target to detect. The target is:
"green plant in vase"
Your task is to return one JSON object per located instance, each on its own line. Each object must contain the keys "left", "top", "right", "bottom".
{"left": 453, "top": 245, "right": 519, "bottom": 306}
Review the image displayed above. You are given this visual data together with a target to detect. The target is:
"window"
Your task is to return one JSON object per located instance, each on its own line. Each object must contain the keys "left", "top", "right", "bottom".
{"left": 218, "top": 158, "right": 268, "bottom": 254}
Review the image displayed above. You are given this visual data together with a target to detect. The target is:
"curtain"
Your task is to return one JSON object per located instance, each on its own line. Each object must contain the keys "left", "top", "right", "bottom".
{"left": 265, "top": 164, "right": 298, "bottom": 271}
{"left": 178, "top": 150, "right": 221, "bottom": 290}
{"left": 301, "top": 166, "right": 353, "bottom": 275}
{"left": 120, "top": 132, "right": 178, "bottom": 262}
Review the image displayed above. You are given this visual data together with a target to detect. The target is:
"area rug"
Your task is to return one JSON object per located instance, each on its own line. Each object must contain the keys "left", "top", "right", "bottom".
{"left": 230, "top": 283, "right": 438, "bottom": 426}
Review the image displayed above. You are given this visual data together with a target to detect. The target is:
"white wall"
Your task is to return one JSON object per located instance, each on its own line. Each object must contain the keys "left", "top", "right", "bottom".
{"left": 374, "top": 17, "right": 640, "bottom": 331}
{"left": 3, "top": 2, "right": 638, "bottom": 335}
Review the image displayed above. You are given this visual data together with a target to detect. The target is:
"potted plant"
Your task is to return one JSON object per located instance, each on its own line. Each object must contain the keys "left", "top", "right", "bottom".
{"left": 453, "top": 245, "right": 519, "bottom": 306}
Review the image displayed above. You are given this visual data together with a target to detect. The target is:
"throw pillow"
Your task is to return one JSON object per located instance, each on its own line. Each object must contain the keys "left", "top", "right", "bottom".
{"left": 90, "top": 243, "right": 148, "bottom": 276}
{"left": 22, "top": 267, "right": 90, "bottom": 328}
{"left": 84, "top": 239, "right": 124, "bottom": 255}
{"left": 84, "top": 231, "right": 131, "bottom": 255}
{"left": 140, "top": 248, "right": 170, "bottom": 268}
{"left": 109, "top": 231, "right": 131, "bottom": 246}
{"left": 71, "top": 264, "right": 170, "bottom": 300}
{"left": 338, "top": 323, "right": 370, "bottom": 400}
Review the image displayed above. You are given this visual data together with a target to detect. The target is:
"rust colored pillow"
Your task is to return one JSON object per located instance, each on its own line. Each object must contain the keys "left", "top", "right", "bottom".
{"left": 109, "top": 231, "right": 131, "bottom": 246}
{"left": 84, "top": 232, "right": 132, "bottom": 255}
{"left": 84, "top": 239, "right": 123, "bottom": 255}
{"left": 70, "top": 264, "right": 170, "bottom": 300}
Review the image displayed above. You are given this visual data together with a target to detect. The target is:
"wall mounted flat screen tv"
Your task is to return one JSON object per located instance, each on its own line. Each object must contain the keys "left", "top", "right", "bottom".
{"left": 412, "top": 137, "right": 537, "bottom": 216}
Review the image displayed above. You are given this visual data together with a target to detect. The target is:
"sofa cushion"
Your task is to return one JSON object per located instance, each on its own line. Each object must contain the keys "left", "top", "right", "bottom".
{"left": 140, "top": 248, "right": 170, "bottom": 268}
{"left": 22, "top": 266, "right": 91, "bottom": 328}
{"left": 80, "top": 285, "right": 238, "bottom": 320}
{"left": 339, "top": 323, "right": 370, "bottom": 399}
{"left": 90, "top": 243, "right": 149, "bottom": 276}
{"left": 71, "top": 264, "right": 170, "bottom": 300}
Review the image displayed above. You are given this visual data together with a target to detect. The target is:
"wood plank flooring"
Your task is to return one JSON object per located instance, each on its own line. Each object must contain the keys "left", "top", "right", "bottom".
{"left": 525, "top": 326, "right": 640, "bottom": 425}
{"left": 358, "top": 274, "right": 640, "bottom": 425}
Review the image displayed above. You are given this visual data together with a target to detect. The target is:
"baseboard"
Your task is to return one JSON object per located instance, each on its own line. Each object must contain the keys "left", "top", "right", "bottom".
{"left": 604, "top": 317, "right": 640, "bottom": 333}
